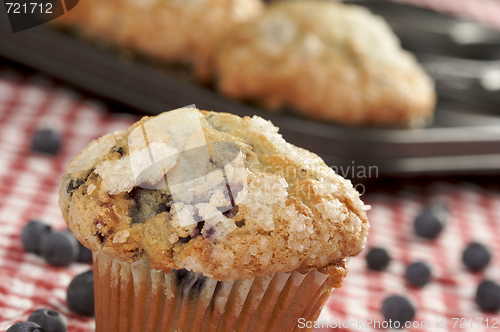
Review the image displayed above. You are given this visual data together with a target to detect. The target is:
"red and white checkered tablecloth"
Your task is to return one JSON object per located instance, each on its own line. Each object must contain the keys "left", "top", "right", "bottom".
{"left": 0, "top": 73, "right": 135, "bottom": 332}
{"left": 321, "top": 187, "right": 500, "bottom": 332}
{"left": 0, "top": 74, "right": 499, "bottom": 332}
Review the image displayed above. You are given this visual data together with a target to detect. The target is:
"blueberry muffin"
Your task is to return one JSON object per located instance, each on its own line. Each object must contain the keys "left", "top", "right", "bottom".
{"left": 214, "top": 0, "right": 436, "bottom": 127}
{"left": 53, "top": 0, "right": 263, "bottom": 79}
{"left": 59, "top": 107, "right": 369, "bottom": 331}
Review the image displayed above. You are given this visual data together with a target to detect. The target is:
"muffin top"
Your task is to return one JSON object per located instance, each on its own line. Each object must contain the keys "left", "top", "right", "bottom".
{"left": 214, "top": 0, "right": 436, "bottom": 127}
{"left": 53, "top": 0, "right": 263, "bottom": 79}
{"left": 60, "top": 108, "right": 369, "bottom": 280}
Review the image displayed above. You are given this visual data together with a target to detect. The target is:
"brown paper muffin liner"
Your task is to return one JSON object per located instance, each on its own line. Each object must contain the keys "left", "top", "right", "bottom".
{"left": 93, "top": 252, "right": 340, "bottom": 332}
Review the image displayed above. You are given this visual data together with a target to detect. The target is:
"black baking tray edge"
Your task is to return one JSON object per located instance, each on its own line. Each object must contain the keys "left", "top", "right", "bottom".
{"left": 1, "top": 12, "right": 500, "bottom": 177}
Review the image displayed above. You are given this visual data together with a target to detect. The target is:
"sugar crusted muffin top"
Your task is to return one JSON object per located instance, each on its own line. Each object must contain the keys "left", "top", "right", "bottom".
{"left": 214, "top": 0, "right": 436, "bottom": 127}
{"left": 53, "top": 0, "right": 263, "bottom": 80}
{"left": 59, "top": 108, "right": 369, "bottom": 280}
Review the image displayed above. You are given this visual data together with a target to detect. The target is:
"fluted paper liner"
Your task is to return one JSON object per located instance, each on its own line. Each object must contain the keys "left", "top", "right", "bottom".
{"left": 93, "top": 252, "right": 339, "bottom": 332}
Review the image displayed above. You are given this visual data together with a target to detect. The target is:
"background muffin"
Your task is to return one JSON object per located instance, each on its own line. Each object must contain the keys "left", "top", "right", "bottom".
{"left": 214, "top": 0, "right": 437, "bottom": 127}
{"left": 59, "top": 107, "right": 369, "bottom": 331}
{"left": 54, "top": 0, "right": 263, "bottom": 79}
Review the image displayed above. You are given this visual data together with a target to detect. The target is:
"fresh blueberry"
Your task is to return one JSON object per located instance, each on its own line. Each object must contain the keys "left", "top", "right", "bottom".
{"left": 405, "top": 262, "right": 432, "bottom": 287}
{"left": 21, "top": 221, "right": 52, "bottom": 254}
{"left": 40, "top": 232, "right": 79, "bottom": 267}
{"left": 381, "top": 295, "right": 416, "bottom": 328}
{"left": 28, "top": 309, "right": 67, "bottom": 332}
{"left": 67, "top": 270, "right": 94, "bottom": 316}
{"left": 414, "top": 203, "right": 448, "bottom": 239}
{"left": 64, "top": 230, "right": 92, "bottom": 263}
{"left": 463, "top": 242, "right": 491, "bottom": 272}
{"left": 31, "top": 128, "right": 62, "bottom": 155}
{"left": 475, "top": 280, "right": 500, "bottom": 312}
{"left": 76, "top": 241, "right": 92, "bottom": 263}
{"left": 366, "top": 247, "right": 390, "bottom": 271}
{"left": 6, "top": 321, "right": 45, "bottom": 332}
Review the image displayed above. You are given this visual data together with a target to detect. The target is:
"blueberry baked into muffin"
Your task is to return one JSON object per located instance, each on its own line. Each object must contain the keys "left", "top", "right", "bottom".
{"left": 214, "top": 0, "right": 437, "bottom": 127}
{"left": 59, "top": 107, "right": 369, "bottom": 331}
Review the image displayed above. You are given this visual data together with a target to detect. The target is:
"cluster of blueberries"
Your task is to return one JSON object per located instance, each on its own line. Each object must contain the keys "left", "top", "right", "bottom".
{"left": 7, "top": 269, "right": 93, "bottom": 332}
{"left": 365, "top": 203, "right": 500, "bottom": 327}
{"left": 21, "top": 221, "right": 92, "bottom": 266}
{"left": 7, "top": 309, "right": 67, "bottom": 332}
{"left": 25, "top": 129, "right": 84, "bottom": 266}
{"left": 7, "top": 129, "right": 96, "bottom": 331}
{"left": 7, "top": 220, "right": 95, "bottom": 332}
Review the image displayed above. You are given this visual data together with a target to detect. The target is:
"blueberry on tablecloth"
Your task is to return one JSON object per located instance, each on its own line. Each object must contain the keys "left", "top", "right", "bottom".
{"left": 381, "top": 295, "right": 416, "bottom": 328}
{"left": 475, "top": 280, "right": 500, "bottom": 313}
{"left": 463, "top": 242, "right": 491, "bottom": 272}
{"left": 21, "top": 220, "right": 52, "bottom": 254}
{"left": 67, "top": 270, "right": 94, "bottom": 316}
{"left": 28, "top": 309, "right": 67, "bottom": 332}
{"left": 31, "top": 128, "right": 62, "bottom": 155}
{"left": 414, "top": 203, "right": 448, "bottom": 239}
{"left": 405, "top": 262, "right": 432, "bottom": 287}
{"left": 76, "top": 241, "right": 93, "bottom": 263}
{"left": 6, "top": 321, "right": 46, "bottom": 332}
{"left": 40, "top": 232, "right": 79, "bottom": 267}
{"left": 366, "top": 247, "right": 390, "bottom": 271}
{"left": 64, "top": 230, "right": 92, "bottom": 263}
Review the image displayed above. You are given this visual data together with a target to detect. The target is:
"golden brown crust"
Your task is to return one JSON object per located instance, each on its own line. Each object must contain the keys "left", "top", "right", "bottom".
{"left": 59, "top": 108, "right": 369, "bottom": 280}
{"left": 214, "top": 0, "right": 436, "bottom": 127}
{"left": 53, "top": 0, "right": 263, "bottom": 79}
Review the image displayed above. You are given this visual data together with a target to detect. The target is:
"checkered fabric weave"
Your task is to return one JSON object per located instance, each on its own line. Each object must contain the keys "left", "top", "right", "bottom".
{"left": 321, "top": 185, "right": 500, "bottom": 332}
{"left": 0, "top": 73, "right": 135, "bottom": 331}
{"left": 0, "top": 74, "right": 499, "bottom": 332}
